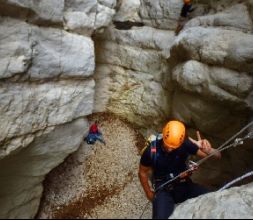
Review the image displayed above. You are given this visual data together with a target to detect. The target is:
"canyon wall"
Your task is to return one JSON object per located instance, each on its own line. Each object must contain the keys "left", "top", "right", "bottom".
{"left": 0, "top": 0, "right": 253, "bottom": 218}
{"left": 0, "top": 0, "right": 116, "bottom": 218}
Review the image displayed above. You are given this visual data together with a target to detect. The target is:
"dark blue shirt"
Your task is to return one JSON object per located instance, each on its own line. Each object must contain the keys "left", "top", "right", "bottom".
{"left": 180, "top": 4, "right": 194, "bottom": 17}
{"left": 140, "top": 139, "right": 198, "bottom": 179}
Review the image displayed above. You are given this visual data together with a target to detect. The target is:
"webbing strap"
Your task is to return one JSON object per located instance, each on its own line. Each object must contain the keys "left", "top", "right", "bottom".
{"left": 150, "top": 135, "right": 159, "bottom": 168}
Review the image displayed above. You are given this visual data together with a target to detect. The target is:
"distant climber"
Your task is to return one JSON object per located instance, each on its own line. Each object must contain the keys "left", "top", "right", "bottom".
{"left": 139, "top": 120, "right": 221, "bottom": 219}
{"left": 175, "top": 0, "right": 195, "bottom": 35}
{"left": 85, "top": 120, "right": 106, "bottom": 145}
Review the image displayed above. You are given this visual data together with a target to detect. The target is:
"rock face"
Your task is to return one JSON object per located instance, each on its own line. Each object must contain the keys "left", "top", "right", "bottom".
{"left": 171, "top": 183, "right": 253, "bottom": 219}
{"left": 0, "top": 0, "right": 253, "bottom": 219}
{"left": 94, "top": 26, "right": 174, "bottom": 129}
{"left": 0, "top": 0, "right": 116, "bottom": 218}
{"left": 94, "top": 0, "right": 253, "bottom": 137}
{"left": 0, "top": 119, "right": 87, "bottom": 218}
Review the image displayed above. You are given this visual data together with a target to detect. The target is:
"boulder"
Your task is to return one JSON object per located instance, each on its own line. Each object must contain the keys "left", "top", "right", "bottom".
{"left": 0, "top": 118, "right": 88, "bottom": 219}
{"left": 172, "top": 60, "right": 253, "bottom": 111}
{"left": 171, "top": 183, "right": 253, "bottom": 219}
{"left": 0, "top": 18, "right": 95, "bottom": 80}
{"left": 171, "top": 27, "right": 253, "bottom": 73}
{"left": 171, "top": 90, "right": 249, "bottom": 139}
{"left": 0, "top": 80, "right": 94, "bottom": 148}
{"left": 185, "top": 4, "right": 253, "bottom": 32}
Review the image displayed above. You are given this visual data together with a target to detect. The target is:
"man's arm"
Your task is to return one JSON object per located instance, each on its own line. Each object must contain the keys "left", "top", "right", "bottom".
{"left": 189, "top": 131, "right": 221, "bottom": 159}
{"left": 138, "top": 164, "right": 154, "bottom": 201}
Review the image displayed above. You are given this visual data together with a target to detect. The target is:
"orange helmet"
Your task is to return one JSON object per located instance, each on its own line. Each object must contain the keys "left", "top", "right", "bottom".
{"left": 184, "top": 0, "right": 191, "bottom": 4}
{"left": 163, "top": 121, "right": 186, "bottom": 149}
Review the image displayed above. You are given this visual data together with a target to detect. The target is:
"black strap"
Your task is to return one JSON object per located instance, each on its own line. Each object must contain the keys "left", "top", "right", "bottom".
{"left": 150, "top": 135, "right": 160, "bottom": 168}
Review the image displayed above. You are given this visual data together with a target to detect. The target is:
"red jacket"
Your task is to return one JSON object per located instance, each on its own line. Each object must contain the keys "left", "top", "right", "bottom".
{"left": 89, "top": 124, "right": 98, "bottom": 134}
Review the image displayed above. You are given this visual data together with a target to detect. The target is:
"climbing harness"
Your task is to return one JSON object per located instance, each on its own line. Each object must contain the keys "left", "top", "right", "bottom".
{"left": 139, "top": 121, "right": 253, "bottom": 219}
{"left": 150, "top": 135, "right": 159, "bottom": 168}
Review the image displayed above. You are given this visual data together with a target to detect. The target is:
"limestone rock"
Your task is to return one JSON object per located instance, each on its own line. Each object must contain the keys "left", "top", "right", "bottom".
{"left": 0, "top": 18, "right": 32, "bottom": 79}
{"left": 0, "top": 18, "right": 95, "bottom": 80}
{"left": 171, "top": 27, "right": 253, "bottom": 73}
{"left": 94, "top": 64, "right": 171, "bottom": 128}
{"left": 185, "top": 4, "right": 253, "bottom": 32}
{"left": 113, "top": 0, "right": 141, "bottom": 22}
{"left": 0, "top": 118, "right": 88, "bottom": 219}
{"left": 94, "top": 26, "right": 174, "bottom": 129}
{"left": 30, "top": 26, "right": 95, "bottom": 79}
{"left": 64, "top": 0, "right": 116, "bottom": 36}
{"left": 0, "top": 0, "right": 253, "bottom": 219}
{"left": 0, "top": 80, "right": 94, "bottom": 145}
{"left": 139, "top": 0, "right": 183, "bottom": 30}
{"left": 0, "top": 0, "right": 112, "bottom": 219}
{"left": 63, "top": 0, "right": 97, "bottom": 35}
{"left": 170, "top": 183, "right": 253, "bottom": 219}
{"left": 96, "top": 40, "right": 167, "bottom": 78}
{"left": 95, "top": 3, "right": 115, "bottom": 30}
{"left": 98, "top": 0, "right": 117, "bottom": 9}
{"left": 0, "top": 0, "right": 64, "bottom": 23}
{"left": 64, "top": 0, "right": 115, "bottom": 34}
{"left": 97, "top": 26, "right": 175, "bottom": 58}
{"left": 171, "top": 90, "right": 249, "bottom": 138}
{"left": 172, "top": 60, "right": 253, "bottom": 110}
{"left": 0, "top": 0, "right": 116, "bottom": 36}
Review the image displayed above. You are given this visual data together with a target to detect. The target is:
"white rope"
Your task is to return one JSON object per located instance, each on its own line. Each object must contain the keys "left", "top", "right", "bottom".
{"left": 197, "top": 121, "right": 253, "bottom": 165}
{"left": 219, "top": 171, "right": 253, "bottom": 192}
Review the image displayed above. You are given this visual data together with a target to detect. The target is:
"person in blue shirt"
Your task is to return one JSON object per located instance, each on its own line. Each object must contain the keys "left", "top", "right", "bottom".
{"left": 139, "top": 120, "right": 221, "bottom": 219}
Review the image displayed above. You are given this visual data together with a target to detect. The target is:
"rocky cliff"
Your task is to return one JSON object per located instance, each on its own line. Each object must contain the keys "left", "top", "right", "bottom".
{"left": 0, "top": 0, "right": 116, "bottom": 218}
{"left": 0, "top": 0, "right": 252, "bottom": 218}
{"left": 171, "top": 182, "right": 253, "bottom": 219}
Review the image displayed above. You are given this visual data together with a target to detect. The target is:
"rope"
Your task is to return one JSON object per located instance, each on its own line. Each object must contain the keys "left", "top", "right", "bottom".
{"left": 219, "top": 171, "right": 253, "bottom": 191}
{"left": 139, "top": 201, "right": 150, "bottom": 219}
{"left": 138, "top": 121, "right": 253, "bottom": 219}
{"left": 197, "top": 121, "right": 253, "bottom": 165}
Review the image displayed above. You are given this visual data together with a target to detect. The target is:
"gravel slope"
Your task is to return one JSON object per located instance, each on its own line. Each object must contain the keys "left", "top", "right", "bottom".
{"left": 36, "top": 113, "right": 152, "bottom": 219}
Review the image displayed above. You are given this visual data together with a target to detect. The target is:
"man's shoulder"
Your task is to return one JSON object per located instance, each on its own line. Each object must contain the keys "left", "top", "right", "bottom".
{"left": 140, "top": 134, "right": 162, "bottom": 156}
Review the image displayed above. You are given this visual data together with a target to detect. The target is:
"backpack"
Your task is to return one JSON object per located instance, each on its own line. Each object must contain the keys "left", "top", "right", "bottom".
{"left": 140, "top": 134, "right": 163, "bottom": 167}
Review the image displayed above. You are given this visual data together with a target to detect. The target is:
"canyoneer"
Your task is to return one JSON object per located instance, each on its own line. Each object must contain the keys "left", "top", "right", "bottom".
{"left": 139, "top": 120, "right": 221, "bottom": 219}
{"left": 175, "top": 0, "right": 195, "bottom": 35}
{"left": 85, "top": 120, "right": 106, "bottom": 145}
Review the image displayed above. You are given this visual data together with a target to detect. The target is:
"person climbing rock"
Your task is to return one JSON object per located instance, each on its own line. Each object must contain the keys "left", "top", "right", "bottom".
{"left": 138, "top": 120, "right": 221, "bottom": 219}
{"left": 175, "top": 0, "right": 195, "bottom": 35}
{"left": 85, "top": 120, "right": 106, "bottom": 145}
